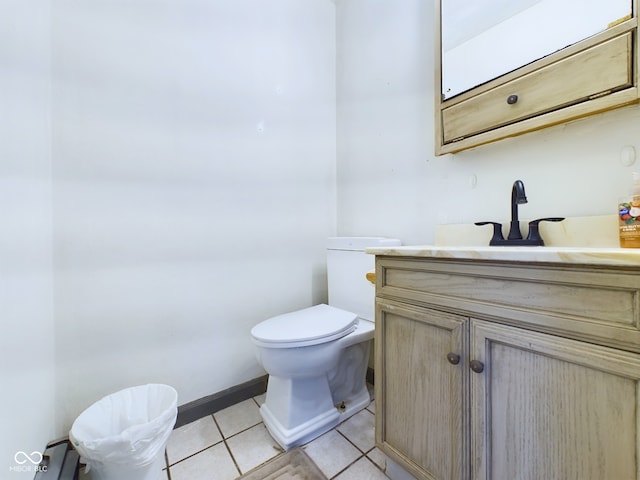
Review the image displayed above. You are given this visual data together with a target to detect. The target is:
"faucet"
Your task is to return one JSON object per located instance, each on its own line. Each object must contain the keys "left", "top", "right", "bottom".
{"left": 508, "top": 180, "right": 527, "bottom": 240}
{"left": 475, "top": 180, "right": 565, "bottom": 246}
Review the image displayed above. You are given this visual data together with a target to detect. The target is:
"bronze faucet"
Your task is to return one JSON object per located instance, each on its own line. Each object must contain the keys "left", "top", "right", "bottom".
{"left": 475, "top": 180, "right": 564, "bottom": 246}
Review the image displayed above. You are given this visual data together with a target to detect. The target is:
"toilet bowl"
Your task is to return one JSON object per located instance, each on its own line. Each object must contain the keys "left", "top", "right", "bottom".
{"left": 252, "top": 304, "right": 374, "bottom": 449}
{"left": 250, "top": 237, "right": 401, "bottom": 450}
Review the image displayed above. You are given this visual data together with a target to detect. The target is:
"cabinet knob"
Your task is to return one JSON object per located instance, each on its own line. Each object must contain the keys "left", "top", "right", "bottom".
{"left": 446, "top": 353, "right": 461, "bottom": 365}
{"left": 507, "top": 94, "right": 518, "bottom": 105}
{"left": 469, "top": 360, "right": 485, "bottom": 373}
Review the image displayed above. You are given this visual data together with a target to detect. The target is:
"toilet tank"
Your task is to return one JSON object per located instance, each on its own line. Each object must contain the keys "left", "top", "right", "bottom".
{"left": 327, "top": 237, "right": 401, "bottom": 322}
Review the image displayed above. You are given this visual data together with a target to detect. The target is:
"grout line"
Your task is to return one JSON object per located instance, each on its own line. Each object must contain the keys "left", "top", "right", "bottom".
{"left": 213, "top": 400, "right": 266, "bottom": 449}
{"left": 166, "top": 415, "right": 223, "bottom": 467}
{"left": 168, "top": 400, "right": 266, "bottom": 474}
{"left": 335, "top": 428, "right": 364, "bottom": 454}
{"left": 328, "top": 452, "right": 365, "bottom": 479}
{"left": 329, "top": 427, "right": 368, "bottom": 479}
{"left": 362, "top": 454, "right": 391, "bottom": 478}
{"left": 222, "top": 421, "right": 287, "bottom": 476}
{"left": 169, "top": 394, "right": 386, "bottom": 479}
{"left": 213, "top": 398, "right": 264, "bottom": 440}
{"left": 213, "top": 412, "right": 243, "bottom": 478}
{"left": 333, "top": 417, "right": 389, "bottom": 478}
{"left": 219, "top": 420, "right": 264, "bottom": 442}
{"left": 166, "top": 440, "right": 225, "bottom": 468}
{"left": 164, "top": 449, "right": 173, "bottom": 480}
{"left": 168, "top": 396, "right": 267, "bottom": 466}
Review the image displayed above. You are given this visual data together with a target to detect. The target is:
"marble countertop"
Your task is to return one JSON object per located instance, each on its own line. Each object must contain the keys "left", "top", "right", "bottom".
{"left": 365, "top": 245, "right": 640, "bottom": 267}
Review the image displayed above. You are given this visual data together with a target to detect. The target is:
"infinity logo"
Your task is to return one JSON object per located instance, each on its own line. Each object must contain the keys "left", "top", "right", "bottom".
{"left": 14, "top": 451, "right": 43, "bottom": 465}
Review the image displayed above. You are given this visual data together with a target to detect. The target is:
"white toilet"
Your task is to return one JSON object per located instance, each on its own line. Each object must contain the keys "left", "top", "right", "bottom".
{"left": 250, "top": 237, "right": 401, "bottom": 450}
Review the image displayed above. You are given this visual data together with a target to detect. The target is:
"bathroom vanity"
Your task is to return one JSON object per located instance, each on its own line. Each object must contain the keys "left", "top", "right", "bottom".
{"left": 368, "top": 246, "right": 640, "bottom": 480}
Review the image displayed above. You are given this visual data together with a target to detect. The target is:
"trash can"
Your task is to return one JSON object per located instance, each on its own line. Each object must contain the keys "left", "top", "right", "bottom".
{"left": 69, "top": 384, "right": 177, "bottom": 480}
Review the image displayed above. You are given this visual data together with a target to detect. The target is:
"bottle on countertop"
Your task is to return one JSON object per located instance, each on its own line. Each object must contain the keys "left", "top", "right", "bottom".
{"left": 618, "top": 172, "right": 640, "bottom": 248}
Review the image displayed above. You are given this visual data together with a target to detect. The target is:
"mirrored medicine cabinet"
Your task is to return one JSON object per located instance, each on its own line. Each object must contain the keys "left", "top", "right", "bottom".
{"left": 435, "top": 0, "right": 639, "bottom": 155}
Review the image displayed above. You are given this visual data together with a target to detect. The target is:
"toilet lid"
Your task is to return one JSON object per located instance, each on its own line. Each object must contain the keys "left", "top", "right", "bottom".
{"left": 251, "top": 304, "right": 359, "bottom": 348}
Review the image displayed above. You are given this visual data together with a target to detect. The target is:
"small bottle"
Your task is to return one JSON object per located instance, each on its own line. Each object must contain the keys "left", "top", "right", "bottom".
{"left": 618, "top": 172, "right": 640, "bottom": 248}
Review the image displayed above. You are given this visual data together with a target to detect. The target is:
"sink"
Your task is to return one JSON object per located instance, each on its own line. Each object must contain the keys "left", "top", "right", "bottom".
{"left": 364, "top": 215, "right": 640, "bottom": 267}
{"left": 365, "top": 244, "right": 640, "bottom": 267}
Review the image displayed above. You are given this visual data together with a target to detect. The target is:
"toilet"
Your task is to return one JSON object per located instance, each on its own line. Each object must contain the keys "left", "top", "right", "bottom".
{"left": 250, "top": 236, "right": 401, "bottom": 450}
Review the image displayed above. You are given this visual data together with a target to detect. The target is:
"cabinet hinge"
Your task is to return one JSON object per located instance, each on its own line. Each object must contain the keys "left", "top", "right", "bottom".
{"left": 450, "top": 136, "right": 465, "bottom": 143}
{"left": 589, "top": 90, "right": 612, "bottom": 100}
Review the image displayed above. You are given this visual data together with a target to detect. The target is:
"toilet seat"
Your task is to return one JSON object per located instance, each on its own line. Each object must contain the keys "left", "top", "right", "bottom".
{"left": 251, "top": 304, "right": 358, "bottom": 348}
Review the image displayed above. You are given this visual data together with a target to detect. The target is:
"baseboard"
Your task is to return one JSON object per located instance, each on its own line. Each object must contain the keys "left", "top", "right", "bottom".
{"left": 176, "top": 367, "right": 375, "bottom": 428}
{"left": 49, "top": 367, "right": 373, "bottom": 455}
{"left": 175, "top": 375, "right": 269, "bottom": 428}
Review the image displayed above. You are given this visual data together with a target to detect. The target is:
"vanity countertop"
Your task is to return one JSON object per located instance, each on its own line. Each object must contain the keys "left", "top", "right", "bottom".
{"left": 365, "top": 245, "right": 640, "bottom": 267}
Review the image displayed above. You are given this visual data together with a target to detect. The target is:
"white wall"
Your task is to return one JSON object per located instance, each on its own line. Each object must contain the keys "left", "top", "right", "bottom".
{"left": 50, "top": 0, "right": 336, "bottom": 433}
{"left": 0, "top": 1, "right": 55, "bottom": 478}
{"left": 1, "top": 0, "right": 336, "bottom": 462}
{"left": 336, "top": 0, "right": 640, "bottom": 245}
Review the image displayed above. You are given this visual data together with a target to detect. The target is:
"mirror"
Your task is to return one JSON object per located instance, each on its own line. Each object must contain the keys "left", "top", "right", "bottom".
{"left": 442, "top": 0, "right": 632, "bottom": 100}
{"left": 436, "top": 0, "right": 639, "bottom": 155}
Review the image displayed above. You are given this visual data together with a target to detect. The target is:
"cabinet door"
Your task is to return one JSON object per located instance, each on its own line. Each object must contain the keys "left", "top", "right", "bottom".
{"left": 470, "top": 319, "right": 640, "bottom": 480}
{"left": 375, "top": 300, "right": 469, "bottom": 480}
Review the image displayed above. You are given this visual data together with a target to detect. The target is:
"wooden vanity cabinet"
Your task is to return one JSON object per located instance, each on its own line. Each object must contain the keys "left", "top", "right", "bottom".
{"left": 375, "top": 301, "right": 468, "bottom": 480}
{"left": 374, "top": 257, "right": 640, "bottom": 480}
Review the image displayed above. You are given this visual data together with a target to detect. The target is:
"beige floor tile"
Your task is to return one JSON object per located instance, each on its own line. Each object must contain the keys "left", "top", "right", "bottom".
{"left": 337, "top": 409, "right": 375, "bottom": 453}
{"left": 367, "top": 399, "right": 376, "bottom": 414}
{"left": 366, "top": 447, "right": 387, "bottom": 471}
{"left": 166, "top": 416, "right": 223, "bottom": 465}
{"left": 169, "top": 442, "right": 239, "bottom": 480}
{"left": 84, "top": 388, "right": 381, "bottom": 479}
{"left": 334, "top": 456, "right": 389, "bottom": 479}
{"left": 214, "top": 398, "right": 263, "bottom": 438}
{"left": 226, "top": 423, "right": 282, "bottom": 473}
{"left": 302, "top": 429, "right": 362, "bottom": 479}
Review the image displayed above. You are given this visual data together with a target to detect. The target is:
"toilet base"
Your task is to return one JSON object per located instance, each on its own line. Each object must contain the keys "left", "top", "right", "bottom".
{"left": 335, "top": 383, "right": 371, "bottom": 419}
{"left": 260, "top": 376, "right": 371, "bottom": 450}
{"left": 260, "top": 401, "right": 340, "bottom": 450}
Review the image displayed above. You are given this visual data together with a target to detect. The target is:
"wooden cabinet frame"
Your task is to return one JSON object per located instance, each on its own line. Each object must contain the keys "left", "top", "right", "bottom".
{"left": 470, "top": 319, "right": 640, "bottom": 480}
{"left": 375, "top": 300, "right": 469, "bottom": 480}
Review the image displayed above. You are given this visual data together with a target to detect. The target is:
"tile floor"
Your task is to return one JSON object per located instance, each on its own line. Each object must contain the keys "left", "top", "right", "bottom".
{"left": 160, "top": 391, "right": 390, "bottom": 480}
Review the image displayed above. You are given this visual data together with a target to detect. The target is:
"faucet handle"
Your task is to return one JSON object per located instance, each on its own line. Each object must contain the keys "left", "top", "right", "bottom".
{"left": 475, "top": 221, "right": 505, "bottom": 245}
{"left": 526, "top": 217, "right": 565, "bottom": 246}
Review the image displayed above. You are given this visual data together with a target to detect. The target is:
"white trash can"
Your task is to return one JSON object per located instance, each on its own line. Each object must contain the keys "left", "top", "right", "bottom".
{"left": 69, "top": 384, "right": 177, "bottom": 480}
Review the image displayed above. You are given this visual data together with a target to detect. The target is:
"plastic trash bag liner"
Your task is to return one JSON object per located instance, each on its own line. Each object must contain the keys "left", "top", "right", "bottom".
{"left": 69, "top": 384, "right": 177, "bottom": 469}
